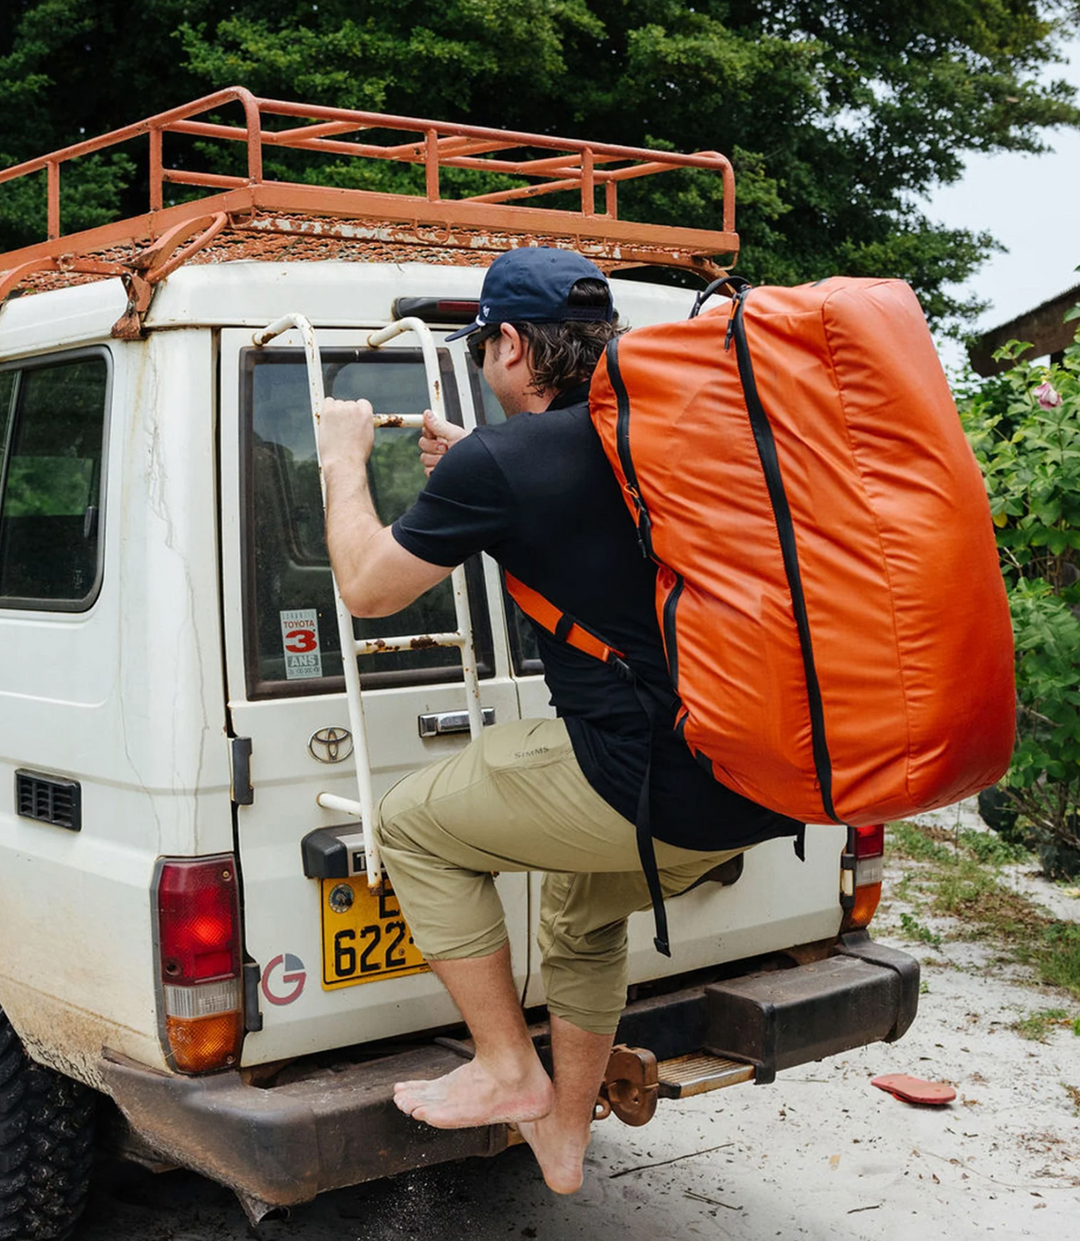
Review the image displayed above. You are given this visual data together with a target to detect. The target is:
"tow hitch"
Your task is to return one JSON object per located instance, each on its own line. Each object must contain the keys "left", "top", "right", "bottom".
{"left": 596, "top": 1046, "right": 659, "bottom": 1126}
{"left": 595, "top": 1045, "right": 756, "bottom": 1127}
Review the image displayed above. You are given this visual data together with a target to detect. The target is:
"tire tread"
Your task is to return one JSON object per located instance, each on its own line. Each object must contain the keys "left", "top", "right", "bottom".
{"left": 0, "top": 1008, "right": 95, "bottom": 1241}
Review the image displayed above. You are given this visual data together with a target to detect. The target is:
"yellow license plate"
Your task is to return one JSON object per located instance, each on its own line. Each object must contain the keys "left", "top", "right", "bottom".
{"left": 320, "top": 877, "right": 430, "bottom": 989}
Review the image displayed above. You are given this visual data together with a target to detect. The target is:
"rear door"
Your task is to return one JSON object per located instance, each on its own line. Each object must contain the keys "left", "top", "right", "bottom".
{"left": 219, "top": 326, "right": 527, "bottom": 1063}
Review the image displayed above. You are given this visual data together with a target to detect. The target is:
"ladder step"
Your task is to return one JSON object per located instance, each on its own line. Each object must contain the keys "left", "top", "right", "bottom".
{"left": 354, "top": 632, "right": 465, "bottom": 656}
{"left": 656, "top": 1052, "right": 755, "bottom": 1099}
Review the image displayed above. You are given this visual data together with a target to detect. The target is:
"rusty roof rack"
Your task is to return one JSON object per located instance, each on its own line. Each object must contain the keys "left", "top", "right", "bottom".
{"left": 0, "top": 86, "right": 738, "bottom": 337}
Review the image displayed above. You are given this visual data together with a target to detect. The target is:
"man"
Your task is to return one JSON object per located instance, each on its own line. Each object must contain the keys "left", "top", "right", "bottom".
{"left": 318, "top": 247, "right": 799, "bottom": 1194}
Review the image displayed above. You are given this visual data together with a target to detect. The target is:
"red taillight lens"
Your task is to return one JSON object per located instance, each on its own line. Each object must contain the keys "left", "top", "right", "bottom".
{"left": 855, "top": 823, "right": 885, "bottom": 859}
{"left": 155, "top": 856, "right": 243, "bottom": 1073}
{"left": 158, "top": 857, "right": 241, "bottom": 982}
{"left": 841, "top": 825, "right": 884, "bottom": 931}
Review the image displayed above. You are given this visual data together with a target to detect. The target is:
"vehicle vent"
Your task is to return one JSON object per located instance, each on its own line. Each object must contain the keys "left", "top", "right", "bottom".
{"left": 15, "top": 770, "right": 82, "bottom": 831}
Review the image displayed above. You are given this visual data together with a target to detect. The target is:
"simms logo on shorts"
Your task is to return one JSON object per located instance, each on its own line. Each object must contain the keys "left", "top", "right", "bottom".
{"left": 514, "top": 747, "right": 550, "bottom": 759}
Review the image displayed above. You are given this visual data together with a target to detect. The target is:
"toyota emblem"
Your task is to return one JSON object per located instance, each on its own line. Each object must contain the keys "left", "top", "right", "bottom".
{"left": 308, "top": 726, "right": 354, "bottom": 764}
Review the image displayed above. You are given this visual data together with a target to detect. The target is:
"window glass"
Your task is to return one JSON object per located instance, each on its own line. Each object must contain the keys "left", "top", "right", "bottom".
{"left": 471, "top": 366, "right": 505, "bottom": 427}
{"left": 0, "top": 356, "right": 108, "bottom": 609}
{"left": 467, "top": 357, "right": 541, "bottom": 672}
{"left": 0, "top": 371, "right": 15, "bottom": 460}
{"left": 245, "top": 347, "right": 490, "bottom": 695}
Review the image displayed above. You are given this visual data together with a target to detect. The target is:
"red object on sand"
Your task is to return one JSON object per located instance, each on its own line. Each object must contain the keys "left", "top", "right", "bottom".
{"left": 871, "top": 1074, "right": 957, "bottom": 1105}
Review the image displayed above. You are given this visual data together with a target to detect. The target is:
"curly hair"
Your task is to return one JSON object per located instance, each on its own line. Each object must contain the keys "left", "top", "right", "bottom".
{"left": 514, "top": 278, "right": 626, "bottom": 394}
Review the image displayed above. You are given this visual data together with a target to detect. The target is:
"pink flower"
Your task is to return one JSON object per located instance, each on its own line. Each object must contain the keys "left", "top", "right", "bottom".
{"left": 1034, "top": 381, "right": 1062, "bottom": 409}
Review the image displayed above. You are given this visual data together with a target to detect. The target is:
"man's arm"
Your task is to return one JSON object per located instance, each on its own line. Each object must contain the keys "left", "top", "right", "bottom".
{"left": 319, "top": 397, "right": 452, "bottom": 617}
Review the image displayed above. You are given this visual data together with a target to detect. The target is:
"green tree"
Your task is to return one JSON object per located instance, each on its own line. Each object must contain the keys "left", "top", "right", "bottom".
{"left": 958, "top": 316, "right": 1080, "bottom": 878}
{"left": 1, "top": 1, "right": 1078, "bottom": 330}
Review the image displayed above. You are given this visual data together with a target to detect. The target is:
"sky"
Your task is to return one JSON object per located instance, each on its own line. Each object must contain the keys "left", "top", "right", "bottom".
{"left": 928, "top": 34, "right": 1080, "bottom": 370}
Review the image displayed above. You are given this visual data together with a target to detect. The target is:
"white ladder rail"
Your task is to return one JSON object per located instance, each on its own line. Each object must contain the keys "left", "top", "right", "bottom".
{"left": 251, "top": 313, "right": 484, "bottom": 893}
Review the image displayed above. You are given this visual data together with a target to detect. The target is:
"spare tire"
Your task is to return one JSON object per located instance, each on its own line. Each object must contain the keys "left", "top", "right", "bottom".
{"left": 0, "top": 1005, "right": 97, "bottom": 1241}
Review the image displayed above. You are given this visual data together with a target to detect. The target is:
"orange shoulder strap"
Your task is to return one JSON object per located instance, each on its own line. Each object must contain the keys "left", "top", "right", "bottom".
{"left": 503, "top": 573, "right": 624, "bottom": 666}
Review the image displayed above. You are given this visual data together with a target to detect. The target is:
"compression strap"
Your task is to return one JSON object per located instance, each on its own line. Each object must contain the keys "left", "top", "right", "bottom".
{"left": 503, "top": 570, "right": 673, "bottom": 956}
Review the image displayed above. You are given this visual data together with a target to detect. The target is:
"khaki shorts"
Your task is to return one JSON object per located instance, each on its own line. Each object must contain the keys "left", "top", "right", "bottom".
{"left": 376, "top": 717, "right": 744, "bottom": 1034}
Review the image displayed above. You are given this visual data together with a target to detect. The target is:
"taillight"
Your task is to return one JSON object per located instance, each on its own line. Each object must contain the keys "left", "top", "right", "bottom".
{"left": 840, "top": 824, "right": 884, "bottom": 931}
{"left": 155, "top": 856, "right": 243, "bottom": 1073}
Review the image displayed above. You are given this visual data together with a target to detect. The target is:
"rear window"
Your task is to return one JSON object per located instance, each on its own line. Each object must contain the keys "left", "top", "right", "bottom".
{"left": 241, "top": 345, "right": 492, "bottom": 698}
{"left": 467, "top": 355, "right": 542, "bottom": 675}
{"left": 0, "top": 352, "right": 109, "bottom": 611}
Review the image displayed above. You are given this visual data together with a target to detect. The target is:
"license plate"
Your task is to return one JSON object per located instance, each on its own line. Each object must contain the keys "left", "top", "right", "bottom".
{"left": 320, "top": 877, "right": 429, "bottom": 989}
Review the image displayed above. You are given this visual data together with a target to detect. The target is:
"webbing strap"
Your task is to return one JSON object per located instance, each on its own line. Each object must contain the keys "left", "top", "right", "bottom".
{"left": 504, "top": 573, "right": 626, "bottom": 666}
{"left": 503, "top": 570, "right": 672, "bottom": 957}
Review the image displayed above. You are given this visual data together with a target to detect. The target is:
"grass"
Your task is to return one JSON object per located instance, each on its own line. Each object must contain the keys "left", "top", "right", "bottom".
{"left": 1065, "top": 1084, "right": 1080, "bottom": 1114}
{"left": 888, "top": 820, "right": 954, "bottom": 864}
{"left": 1011, "top": 1008, "right": 1072, "bottom": 1042}
{"left": 1037, "top": 922, "right": 1080, "bottom": 994}
{"left": 958, "top": 828, "right": 1030, "bottom": 867}
{"left": 899, "top": 912, "right": 942, "bottom": 947}
{"left": 885, "top": 819, "right": 1080, "bottom": 1000}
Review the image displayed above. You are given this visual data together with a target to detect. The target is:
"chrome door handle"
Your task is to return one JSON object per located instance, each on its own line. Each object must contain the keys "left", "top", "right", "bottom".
{"left": 418, "top": 707, "right": 495, "bottom": 738}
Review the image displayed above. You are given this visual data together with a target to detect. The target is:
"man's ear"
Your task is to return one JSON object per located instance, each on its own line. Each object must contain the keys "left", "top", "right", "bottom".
{"left": 498, "top": 323, "right": 527, "bottom": 365}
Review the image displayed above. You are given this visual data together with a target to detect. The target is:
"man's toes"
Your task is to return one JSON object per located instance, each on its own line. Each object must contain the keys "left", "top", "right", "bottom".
{"left": 393, "top": 1086, "right": 427, "bottom": 1115}
{"left": 394, "top": 1078, "right": 430, "bottom": 1094}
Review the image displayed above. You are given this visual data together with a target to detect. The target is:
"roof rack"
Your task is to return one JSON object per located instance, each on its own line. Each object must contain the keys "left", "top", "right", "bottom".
{"left": 0, "top": 86, "right": 738, "bottom": 337}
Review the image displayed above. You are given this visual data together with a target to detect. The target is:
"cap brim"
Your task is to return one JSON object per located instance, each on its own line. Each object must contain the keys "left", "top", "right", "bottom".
{"left": 444, "top": 320, "right": 482, "bottom": 341}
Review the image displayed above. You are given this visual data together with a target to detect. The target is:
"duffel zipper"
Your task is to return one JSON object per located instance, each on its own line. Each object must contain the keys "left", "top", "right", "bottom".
{"left": 731, "top": 291, "right": 838, "bottom": 824}
{"left": 606, "top": 338, "right": 654, "bottom": 560}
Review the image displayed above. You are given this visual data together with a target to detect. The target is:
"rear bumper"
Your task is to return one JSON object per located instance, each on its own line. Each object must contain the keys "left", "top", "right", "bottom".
{"left": 100, "top": 1043, "right": 505, "bottom": 1211}
{"left": 100, "top": 931, "right": 917, "bottom": 1208}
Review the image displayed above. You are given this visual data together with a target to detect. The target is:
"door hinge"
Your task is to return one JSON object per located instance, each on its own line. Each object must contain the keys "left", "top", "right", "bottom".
{"left": 243, "top": 960, "right": 264, "bottom": 1033}
{"left": 230, "top": 737, "right": 254, "bottom": 805}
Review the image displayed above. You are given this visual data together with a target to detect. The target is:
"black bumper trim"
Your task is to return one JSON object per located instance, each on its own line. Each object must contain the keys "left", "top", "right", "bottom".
{"left": 702, "top": 935, "right": 920, "bottom": 1084}
{"left": 833, "top": 928, "right": 921, "bottom": 1042}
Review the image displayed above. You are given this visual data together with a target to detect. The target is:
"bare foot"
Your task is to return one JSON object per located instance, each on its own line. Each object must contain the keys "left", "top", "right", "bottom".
{"left": 393, "top": 1057, "right": 554, "bottom": 1129}
{"left": 514, "top": 1114, "right": 591, "bottom": 1194}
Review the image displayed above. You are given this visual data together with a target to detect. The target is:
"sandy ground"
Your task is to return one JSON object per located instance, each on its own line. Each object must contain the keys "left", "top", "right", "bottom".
{"left": 77, "top": 803, "right": 1080, "bottom": 1241}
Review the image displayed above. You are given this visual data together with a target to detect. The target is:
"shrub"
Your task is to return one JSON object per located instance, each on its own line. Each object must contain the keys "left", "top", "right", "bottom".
{"left": 956, "top": 311, "right": 1080, "bottom": 878}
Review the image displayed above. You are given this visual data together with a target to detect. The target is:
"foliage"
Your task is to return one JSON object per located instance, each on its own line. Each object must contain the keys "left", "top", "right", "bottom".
{"left": 958, "top": 319, "right": 1080, "bottom": 876}
{"left": 1, "top": 1, "right": 1079, "bottom": 329}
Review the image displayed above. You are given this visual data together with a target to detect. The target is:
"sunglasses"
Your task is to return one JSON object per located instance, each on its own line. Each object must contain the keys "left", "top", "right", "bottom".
{"left": 466, "top": 325, "right": 501, "bottom": 369}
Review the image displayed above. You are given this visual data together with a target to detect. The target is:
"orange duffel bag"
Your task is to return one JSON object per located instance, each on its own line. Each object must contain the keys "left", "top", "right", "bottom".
{"left": 581, "top": 275, "right": 1015, "bottom": 826}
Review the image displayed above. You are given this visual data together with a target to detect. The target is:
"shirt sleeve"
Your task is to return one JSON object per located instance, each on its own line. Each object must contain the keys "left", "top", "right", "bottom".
{"left": 391, "top": 430, "right": 515, "bottom": 568}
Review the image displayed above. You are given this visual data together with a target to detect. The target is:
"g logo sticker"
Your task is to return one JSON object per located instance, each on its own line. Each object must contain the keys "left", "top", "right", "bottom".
{"left": 261, "top": 953, "right": 307, "bottom": 1006}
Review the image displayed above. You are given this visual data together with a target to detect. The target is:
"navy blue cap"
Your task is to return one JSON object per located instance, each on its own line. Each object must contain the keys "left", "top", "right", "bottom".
{"left": 445, "top": 247, "right": 613, "bottom": 341}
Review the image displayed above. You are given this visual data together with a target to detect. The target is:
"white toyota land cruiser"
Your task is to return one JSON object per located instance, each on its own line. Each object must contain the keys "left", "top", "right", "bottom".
{"left": 0, "top": 89, "right": 918, "bottom": 1239}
